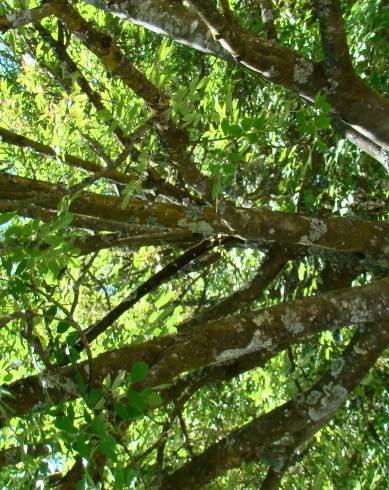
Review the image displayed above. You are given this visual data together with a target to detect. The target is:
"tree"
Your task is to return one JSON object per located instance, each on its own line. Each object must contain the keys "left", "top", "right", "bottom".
{"left": 0, "top": 0, "right": 388, "bottom": 488}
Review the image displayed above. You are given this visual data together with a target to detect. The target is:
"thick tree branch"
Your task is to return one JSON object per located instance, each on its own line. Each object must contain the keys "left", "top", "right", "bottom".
{"left": 3, "top": 1, "right": 389, "bottom": 155}
{"left": 0, "top": 443, "right": 53, "bottom": 469}
{"left": 85, "top": 0, "right": 230, "bottom": 58}
{"left": 0, "top": 4, "right": 54, "bottom": 33}
{"left": 0, "top": 198, "right": 169, "bottom": 234}
{"left": 259, "top": 419, "right": 325, "bottom": 489}
{"left": 94, "top": 0, "right": 389, "bottom": 159}
{"left": 159, "top": 322, "right": 389, "bottom": 489}
{"left": 312, "top": 0, "right": 354, "bottom": 79}
{"left": 0, "top": 231, "right": 200, "bottom": 258}
{"left": 1, "top": 173, "right": 389, "bottom": 256}
{"left": 72, "top": 231, "right": 200, "bottom": 253}
{"left": 1, "top": 277, "right": 387, "bottom": 426}
{"left": 260, "top": 0, "right": 278, "bottom": 41}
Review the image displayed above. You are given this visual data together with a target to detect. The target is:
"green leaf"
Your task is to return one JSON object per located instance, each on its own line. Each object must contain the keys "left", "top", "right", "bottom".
{"left": 43, "top": 259, "right": 60, "bottom": 285}
{"left": 314, "top": 94, "right": 332, "bottom": 113}
{"left": 54, "top": 343, "right": 66, "bottom": 364}
{"left": 316, "top": 140, "right": 328, "bottom": 153}
{"left": 241, "top": 117, "right": 254, "bottom": 131}
{"left": 114, "top": 403, "right": 132, "bottom": 420}
{"left": 90, "top": 415, "right": 106, "bottom": 437}
{"left": 1, "top": 257, "right": 12, "bottom": 276}
{"left": 127, "top": 389, "right": 145, "bottom": 413}
{"left": 112, "top": 370, "right": 127, "bottom": 391}
{"left": 55, "top": 416, "right": 77, "bottom": 434}
{"left": 252, "top": 116, "right": 265, "bottom": 129}
{"left": 148, "top": 310, "right": 159, "bottom": 323}
{"left": 155, "top": 290, "right": 175, "bottom": 308}
{"left": 228, "top": 152, "right": 242, "bottom": 163}
{"left": 211, "top": 178, "right": 221, "bottom": 202}
{"left": 87, "top": 388, "right": 102, "bottom": 407}
{"left": 99, "top": 434, "right": 117, "bottom": 459}
{"left": 0, "top": 212, "right": 16, "bottom": 225}
{"left": 57, "top": 321, "right": 71, "bottom": 334}
{"left": 221, "top": 119, "right": 230, "bottom": 135}
{"left": 361, "top": 371, "right": 374, "bottom": 386}
{"left": 3, "top": 373, "right": 13, "bottom": 383}
{"left": 315, "top": 112, "right": 330, "bottom": 129}
{"left": 65, "top": 331, "right": 80, "bottom": 347}
{"left": 55, "top": 212, "right": 73, "bottom": 230}
{"left": 166, "top": 305, "right": 183, "bottom": 329}
{"left": 131, "top": 361, "right": 148, "bottom": 383}
{"left": 227, "top": 124, "right": 242, "bottom": 137}
{"left": 14, "top": 259, "right": 28, "bottom": 275}
{"left": 76, "top": 480, "right": 86, "bottom": 490}
{"left": 96, "top": 109, "right": 113, "bottom": 121}
{"left": 73, "top": 434, "right": 92, "bottom": 458}
{"left": 142, "top": 388, "right": 162, "bottom": 408}
{"left": 221, "top": 163, "right": 236, "bottom": 175}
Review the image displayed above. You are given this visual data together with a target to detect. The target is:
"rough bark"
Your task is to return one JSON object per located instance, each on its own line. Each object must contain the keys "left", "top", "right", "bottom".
{"left": 1, "top": 174, "right": 389, "bottom": 257}
{"left": 313, "top": 0, "right": 354, "bottom": 78}
{"left": 159, "top": 322, "right": 389, "bottom": 489}
{"left": 259, "top": 0, "right": 278, "bottom": 41}
{"left": 1, "top": 277, "right": 388, "bottom": 425}
{"left": 0, "top": 4, "right": 54, "bottom": 32}
{"left": 186, "top": 0, "right": 389, "bottom": 152}
{"left": 87, "top": 0, "right": 389, "bottom": 159}
{"left": 0, "top": 443, "right": 53, "bottom": 469}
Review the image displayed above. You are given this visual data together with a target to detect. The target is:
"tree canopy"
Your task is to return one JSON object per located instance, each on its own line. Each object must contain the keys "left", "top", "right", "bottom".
{"left": 0, "top": 0, "right": 388, "bottom": 488}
